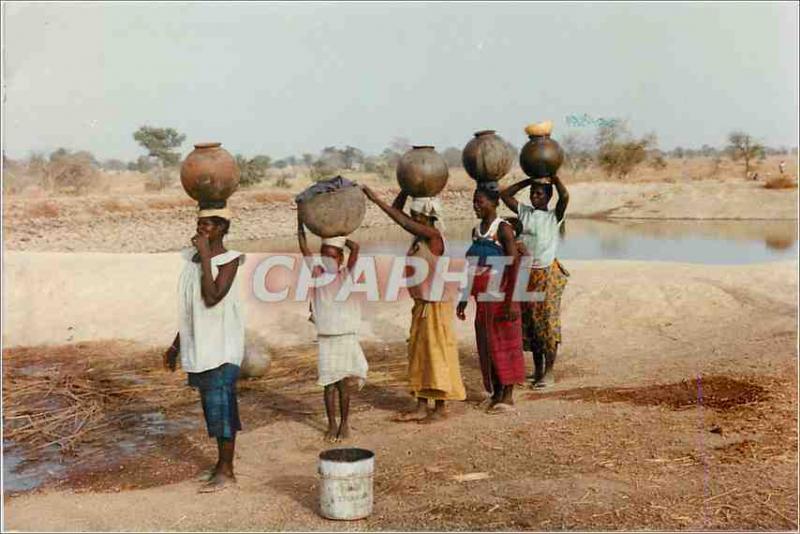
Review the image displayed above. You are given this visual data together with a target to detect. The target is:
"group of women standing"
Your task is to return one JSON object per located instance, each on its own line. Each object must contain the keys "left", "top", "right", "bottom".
{"left": 363, "top": 173, "right": 570, "bottom": 416}
{"left": 165, "top": 173, "right": 570, "bottom": 492}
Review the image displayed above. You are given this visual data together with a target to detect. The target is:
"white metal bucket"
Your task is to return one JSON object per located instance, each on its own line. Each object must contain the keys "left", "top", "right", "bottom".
{"left": 318, "top": 448, "right": 375, "bottom": 520}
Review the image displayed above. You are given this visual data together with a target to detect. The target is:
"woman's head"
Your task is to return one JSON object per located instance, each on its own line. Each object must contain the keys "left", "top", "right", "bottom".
{"left": 320, "top": 236, "right": 346, "bottom": 267}
{"left": 196, "top": 216, "right": 230, "bottom": 240}
{"left": 473, "top": 182, "right": 500, "bottom": 219}
{"left": 529, "top": 182, "right": 553, "bottom": 210}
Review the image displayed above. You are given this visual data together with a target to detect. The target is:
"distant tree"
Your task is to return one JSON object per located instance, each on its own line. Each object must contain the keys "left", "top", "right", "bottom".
{"left": 302, "top": 153, "right": 315, "bottom": 167}
{"left": 389, "top": 137, "right": 411, "bottom": 154}
{"left": 236, "top": 154, "right": 271, "bottom": 187}
{"left": 133, "top": 126, "right": 186, "bottom": 168}
{"left": 726, "top": 131, "right": 765, "bottom": 179}
{"left": 273, "top": 159, "right": 288, "bottom": 169}
{"left": 671, "top": 147, "right": 685, "bottom": 159}
{"left": 595, "top": 122, "right": 656, "bottom": 179}
{"left": 341, "top": 146, "right": 365, "bottom": 170}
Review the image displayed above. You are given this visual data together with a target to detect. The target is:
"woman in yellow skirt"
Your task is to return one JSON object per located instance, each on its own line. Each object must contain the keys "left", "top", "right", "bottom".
{"left": 362, "top": 185, "right": 466, "bottom": 423}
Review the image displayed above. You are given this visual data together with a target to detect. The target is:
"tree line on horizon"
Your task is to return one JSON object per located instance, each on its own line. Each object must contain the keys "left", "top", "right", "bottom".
{"left": 3, "top": 124, "right": 797, "bottom": 194}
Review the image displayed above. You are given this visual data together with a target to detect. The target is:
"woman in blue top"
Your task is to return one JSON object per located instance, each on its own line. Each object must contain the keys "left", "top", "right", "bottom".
{"left": 457, "top": 182, "right": 525, "bottom": 411}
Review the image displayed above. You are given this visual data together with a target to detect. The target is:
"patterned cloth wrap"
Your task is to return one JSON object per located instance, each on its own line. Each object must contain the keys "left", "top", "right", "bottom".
{"left": 521, "top": 260, "right": 569, "bottom": 355}
{"left": 465, "top": 223, "right": 525, "bottom": 393}
{"left": 188, "top": 363, "right": 242, "bottom": 440}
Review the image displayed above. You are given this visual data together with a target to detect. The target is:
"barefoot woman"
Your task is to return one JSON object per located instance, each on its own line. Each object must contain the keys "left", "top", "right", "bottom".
{"left": 164, "top": 207, "right": 245, "bottom": 492}
{"left": 362, "top": 186, "right": 466, "bottom": 423}
{"left": 457, "top": 182, "right": 525, "bottom": 411}
{"left": 297, "top": 210, "right": 368, "bottom": 443}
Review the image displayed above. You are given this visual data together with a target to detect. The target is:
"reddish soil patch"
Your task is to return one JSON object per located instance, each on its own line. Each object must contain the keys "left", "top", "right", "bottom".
{"left": 527, "top": 376, "right": 768, "bottom": 411}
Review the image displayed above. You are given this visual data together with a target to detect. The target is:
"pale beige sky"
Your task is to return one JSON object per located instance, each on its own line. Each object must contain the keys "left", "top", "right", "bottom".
{"left": 3, "top": 1, "right": 798, "bottom": 160}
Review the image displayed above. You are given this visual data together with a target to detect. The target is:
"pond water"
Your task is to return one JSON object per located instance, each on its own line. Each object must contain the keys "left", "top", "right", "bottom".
{"left": 231, "top": 218, "right": 798, "bottom": 265}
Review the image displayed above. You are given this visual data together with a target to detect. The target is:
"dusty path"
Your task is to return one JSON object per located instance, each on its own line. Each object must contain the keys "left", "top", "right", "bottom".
{"left": 3, "top": 179, "right": 796, "bottom": 253}
{"left": 3, "top": 259, "right": 797, "bottom": 531}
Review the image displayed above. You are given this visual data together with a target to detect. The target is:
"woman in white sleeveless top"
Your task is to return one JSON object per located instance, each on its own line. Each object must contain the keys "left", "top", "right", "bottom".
{"left": 164, "top": 207, "right": 245, "bottom": 493}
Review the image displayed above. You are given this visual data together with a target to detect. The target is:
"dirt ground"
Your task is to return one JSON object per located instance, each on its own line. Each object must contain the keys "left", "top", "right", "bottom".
{"left": 2, "top": 259, "right": 797, "bottom": 531}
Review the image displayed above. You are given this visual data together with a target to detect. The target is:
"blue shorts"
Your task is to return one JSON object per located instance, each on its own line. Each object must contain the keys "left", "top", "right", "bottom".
{"left": 188, "top": 363, "right": 242, "bottom": 440}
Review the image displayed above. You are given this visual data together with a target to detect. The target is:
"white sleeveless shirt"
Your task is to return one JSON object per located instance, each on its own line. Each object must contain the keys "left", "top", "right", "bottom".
{"left": 178, "top": 248, "right": 246, "bottom": 373}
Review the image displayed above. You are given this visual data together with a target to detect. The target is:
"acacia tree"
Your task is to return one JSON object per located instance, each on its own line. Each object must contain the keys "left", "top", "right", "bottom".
{"left": 133, "top": 126, "right": 186, "bottom": 189}
{"left": 726, "top": 131, "right": 765, "bottom": 179}
{"left": 595, "top": 122, "right": 656, "bottom": 179}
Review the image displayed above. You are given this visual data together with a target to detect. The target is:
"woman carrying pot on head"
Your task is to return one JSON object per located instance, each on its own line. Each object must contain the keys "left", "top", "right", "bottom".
{"left": 361, "top": 186, "right": 466, "bottom": 423}
{"left": 500, "top": 175, "right": 570, "bottom": 388}
{"left": 457, "top": 181, "right": 526, "bottom": 412}
{"left": 164, "top": 207, "right": 246, "bottom": 492}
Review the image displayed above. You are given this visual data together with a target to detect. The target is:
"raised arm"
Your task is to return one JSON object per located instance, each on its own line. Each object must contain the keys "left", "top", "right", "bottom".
{"left": 362, "top": 185, "right": 443, "bottom": 246}
{"left": 500, "top": 177, "right": 535, "bottom": 214}
{"left": 297, "top": 208, "right": 312, "bottom": 257}
{"left": 552, "top": 175, "right": 569, "bottom": 222}
{"left": 392, "top": 190, "right": 409, "bottom": 211}
{"left": 345, "top": 239, "right": 360, "bottom": 272}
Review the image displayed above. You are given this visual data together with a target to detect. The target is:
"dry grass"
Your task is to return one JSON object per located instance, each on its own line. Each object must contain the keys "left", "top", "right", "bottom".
{"left": 763, "top": 176, "right": 798, "bottom": 190}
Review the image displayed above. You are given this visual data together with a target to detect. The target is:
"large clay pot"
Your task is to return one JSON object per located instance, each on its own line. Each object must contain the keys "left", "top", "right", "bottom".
{"left": 299, "top": 186, "right": 366, "bottom": 238}
{"left": 396, "top": 146, "right": 448, "bottom": 197}
{"left": 461, "top": 130, "right": 514, "bottom": 182}
{"left": 519, "top": 134, "right": 564, "bottom": 179}
{"left": 180, "top": 142, "right": 240, "bottom": 204}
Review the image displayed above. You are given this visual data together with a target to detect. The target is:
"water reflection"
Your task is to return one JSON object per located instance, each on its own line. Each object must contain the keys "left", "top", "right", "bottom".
{"left": 232, "top": 218, "right": 798, "bottom": 265}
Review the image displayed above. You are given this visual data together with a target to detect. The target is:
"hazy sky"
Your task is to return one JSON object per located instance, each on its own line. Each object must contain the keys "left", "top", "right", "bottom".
{"left": 4, "top": 1, "right": 798, "bottom": 161}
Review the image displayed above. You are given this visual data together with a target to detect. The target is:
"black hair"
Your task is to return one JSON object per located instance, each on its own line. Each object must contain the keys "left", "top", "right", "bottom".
{"left": 207, "top": 216, "right": 230, "bottom": 236}
{"left": 475, "top": 181, "right": 501, "bottom": 203}
{"left": 530, "top": 182, "right": 554, "bottom": 198}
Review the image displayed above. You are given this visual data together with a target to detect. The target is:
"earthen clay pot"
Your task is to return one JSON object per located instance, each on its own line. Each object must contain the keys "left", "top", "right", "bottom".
{"left": 180, "top": 142, "right": 240, "bottom": 203}
{"left": 519, "top": 134, "right": 564, "bottom": 179}
{"left": 462, "top": 130, "right": 514, "bottom": 182}
{"left": 396, "top": 146, "right": 448, "bottom": 197}
{"left": 299, "top": 186, "right": 366, "bottom": 238}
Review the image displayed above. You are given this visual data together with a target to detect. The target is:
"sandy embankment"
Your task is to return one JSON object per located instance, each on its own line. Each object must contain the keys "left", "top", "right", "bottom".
{"left": 2, "top": 180, "right": 797, "bottom": 254}
{"left": 5, "top": 250, "right": 796, "bottom": 351}
{"left": 3, "top": 251, "right": 798, "bottom": 531}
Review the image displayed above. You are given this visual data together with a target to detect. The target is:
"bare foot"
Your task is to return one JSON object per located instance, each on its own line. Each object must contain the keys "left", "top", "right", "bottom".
{"left": 324, "top": 426, "right": 340, "bottom": 443}
{"left": 478, "top": 398, "right": 494, "bottom": 410}
{"left": 394, "top": 406, "right": 427, "bottom": 422}
{"left": 337, "top": 422, "right": 351, "bottom": 441}
{"left": 488, "top": 402, "right": 514, "bottom": 414}
{"left": 198, "top": 472, "right": 236, "bottom": 493}
{"left": 196, "top": 467, "right": 216, "bottom": 483}
{"left": 418, "top": 409, "right": 448, "bottom": 425}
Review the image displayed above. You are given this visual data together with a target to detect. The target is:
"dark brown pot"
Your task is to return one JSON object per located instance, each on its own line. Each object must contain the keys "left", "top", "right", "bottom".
{"left": 299, "top": 186, "right": 366, "bottom": 238}
{"left": 396, "top": 146, "right": 448, "bottom": 197}
{"left": 519, "top": 135, "right": 564, "bottom": 179}
{"left": 461, "top": 130, "right": 514, "bottom": 182}
{"left": 180, "top": 142, "right": 240, "bottom": 203}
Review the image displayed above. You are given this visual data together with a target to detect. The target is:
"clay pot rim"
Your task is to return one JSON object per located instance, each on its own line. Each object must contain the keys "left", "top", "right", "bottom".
{"left": 474, "top": 130, "right": 496, "bottom": 137}
{"left": 411, "top": 145, "right": 435, "bottom": 150}
{"left": 194, "top": 142, "right": 222, "bottom": 149}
